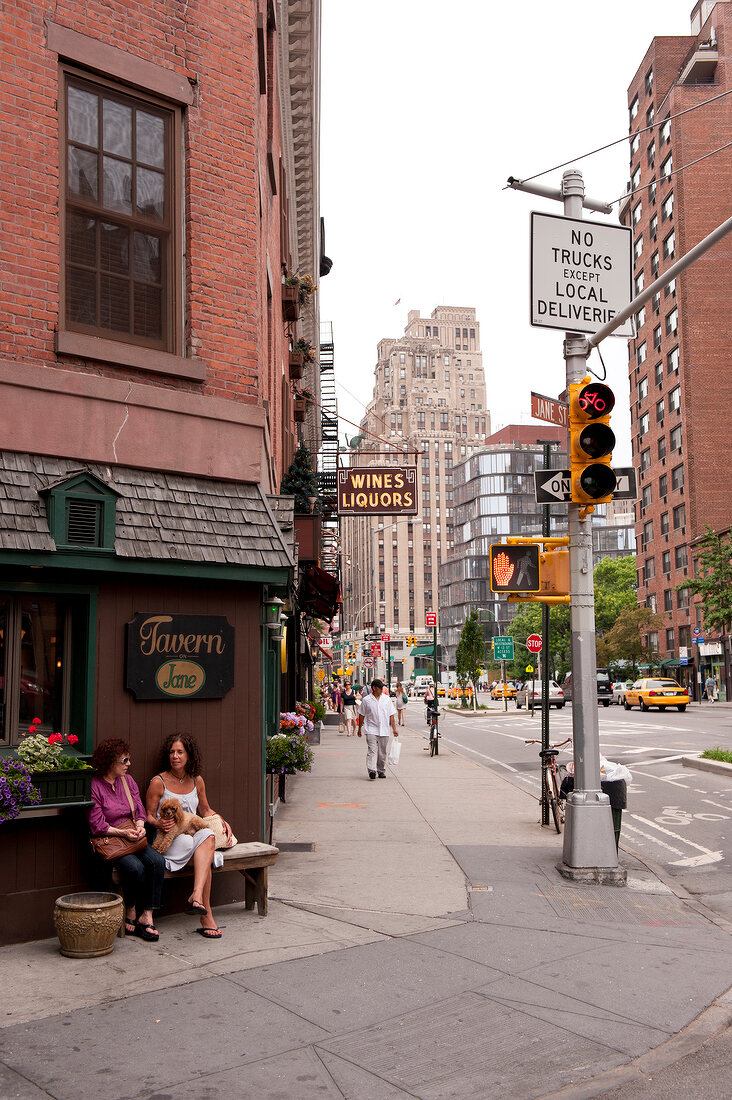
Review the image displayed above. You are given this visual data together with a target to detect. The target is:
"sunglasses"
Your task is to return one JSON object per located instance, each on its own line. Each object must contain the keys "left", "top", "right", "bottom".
{"left": 117, "top": 756, "right": 131, "bottom": 765}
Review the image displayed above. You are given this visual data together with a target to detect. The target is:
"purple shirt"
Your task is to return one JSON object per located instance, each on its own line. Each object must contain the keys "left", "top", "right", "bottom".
{"left": 89, "top": 774, "right": 146, "bottom": 836}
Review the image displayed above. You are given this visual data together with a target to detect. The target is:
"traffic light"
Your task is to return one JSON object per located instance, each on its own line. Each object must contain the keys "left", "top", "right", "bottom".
{"left": 489, "top": 544, "right": 541, "bottom": 593}
{"left": 407, "top": 635, "right": 418, "bottom": 647}
{"left": 568, "top": 375, "right": 616, "bottom": 505}
{"left": 538, "top": 547, "right": 570, "bottom": 597}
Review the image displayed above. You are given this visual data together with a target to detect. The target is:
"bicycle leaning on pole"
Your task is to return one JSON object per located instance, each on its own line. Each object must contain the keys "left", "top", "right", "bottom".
{"left": 524, "top": 736, "right": 572, "bottom": 833}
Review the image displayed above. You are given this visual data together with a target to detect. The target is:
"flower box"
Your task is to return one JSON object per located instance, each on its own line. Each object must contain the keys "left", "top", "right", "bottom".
{"left": 30, "top": 768, "right": 92, "bottom": 807}
{"left": 293, "top": 399, "right": 307, "bottom": 423}
{"left": 288, "top": 352, "right": 305, "bottom": 380}
{"left": 282, "top": 285, "right": 300, "bottom": 322}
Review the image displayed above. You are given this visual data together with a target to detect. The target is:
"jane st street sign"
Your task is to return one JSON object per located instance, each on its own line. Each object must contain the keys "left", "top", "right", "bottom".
{"left": 534, "top": 467, "right": 637, "bottom": 504}
{"left": 531, "top": 391, "right": 568, "bottom": 428}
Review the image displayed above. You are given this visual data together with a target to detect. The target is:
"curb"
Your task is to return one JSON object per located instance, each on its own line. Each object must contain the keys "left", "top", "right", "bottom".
{"left": 682, "top": 755, "right": 732, "bottom": 776}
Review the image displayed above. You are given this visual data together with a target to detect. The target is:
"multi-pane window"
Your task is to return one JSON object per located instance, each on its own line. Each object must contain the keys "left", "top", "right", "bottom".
{"left": 653, "top": 323, "right": 661, "bottom": 349}
{"left": 661, "top": 153, "right": 672, "bottom": 180}
{"left": 665, "top": 278, "right": 676, "bottom": 298}
{"left": 660, "top": 511, "right": 669, "bottom": 535}
{"left": 656, "top": 397, "right": 664, "bottom": 422}
{"left": 631, "top": 166, "right": 641, "bottom": 191}
{"left": 647, "top": 140, "right": 655, "bottom": 167}
{"left": 662, "top": 192, "right": 674, "bottom": 221}
{"left": 646, "top": 68, "right": 654, "bottom": 95}
{"left": 655, "top": 361, "right": 663, "bottom": 386}
{"left": 0, "top": 596, "right": 74, "bottom": 746}
{"left": 663, "top": 230, "right": 675, "bottom": 259}
{"left": 643, "top": 520, "right": 653, "bottom": 544}
{"left": 643, "top": 557, "right": 655, "bottom": 581}
{"left": 670, "top": 424, "right": 682, "bottom": 451}
{"left": 639, "top": 412, "right": 649, "bottom": 436}
{"left": 635, "top": 271, "right": 644, "bottom": 295}
{"left": 667, "top": 346, "right": 679, "bottom": 373}
{"left": 657, "top": 435, "right": 666, "bottom": 460}
{"left": 636, "top": 341, "right": 647, "bottom": 366}
{"left": 659, "top": 473, "right": 668, "bottom": 497}
{"left": 64, "top": 74, "right": 176, "bottom": 350}
{"left": 662, "top": 551, "right": 671, "bottom": 574}
{"left": 675, "top": 545, "right": 688, "bottom": 569}
{"left": 632, "top": 201, "right": 642, "bottom": 226}
{"left": 630, "top": 95, "right": 639, "bottom": 122}
{"left": 640, "top": 447, "right": 651, "bottom": 472}
{"left": 651, "top": 251, "right": 659, "bottom": 276}
{"left": 665, "top": 307, "right": 678, "bottom": 336}
{"left": 646, "top": 104, "right": 655, "bottom": 127}
{"left": 664, "top": 589, "right": 673, "bottom": 612}
{"left": 649, "top": 213, "right": 658, "bottom": 238}
{"left": 652, "top": 291, "right": 660, "bottom": 315}
{"left": 669, "top": 384, "right": 681, "bottom": 412}
{"left": 648, "top": 179, "right": 656, "bottom": 205}
{"left": 666, "top": 628, "right": 675, "bottom": 651}
{"left": 633, "top": 236, "right": 643, "bottom": 263}
{"left": 642, "top": 485, "right": 652, "bottom": 509}
{"left": 677, "top": 587, "right": 689, "bottom": 609}
{"left": 638, "top": 377, "right": 648, "bottom": 401}
{"left": 673, "top": 503, "right": 686, "bottom": 529}
{"left": 660, "top": 118, "right": 671, "bottom": 144}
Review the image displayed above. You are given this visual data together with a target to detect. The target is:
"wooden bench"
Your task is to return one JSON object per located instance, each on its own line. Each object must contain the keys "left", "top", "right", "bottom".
{"left": 165, "top": 842, "right": 280, "bottom": 916}
{"left": 113, "top": 842, "right": 279, "bottom": 917}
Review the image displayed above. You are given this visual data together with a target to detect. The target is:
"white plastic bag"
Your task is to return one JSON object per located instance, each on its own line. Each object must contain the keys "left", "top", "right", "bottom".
{"left": 388, "top": 739, "right": 402, "bottom": 765}
{"left": 600, "top": 755, "right": 632, "bottom": 783}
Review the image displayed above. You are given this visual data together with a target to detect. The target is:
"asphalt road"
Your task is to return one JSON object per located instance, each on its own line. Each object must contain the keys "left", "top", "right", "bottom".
{"left": 424, "top": 695, "right": 732, "bottom": 920}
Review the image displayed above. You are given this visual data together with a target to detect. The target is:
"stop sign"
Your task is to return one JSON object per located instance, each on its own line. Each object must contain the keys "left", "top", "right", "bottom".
{"left": 526, "top": 633, "right": 543, "bottom": 653}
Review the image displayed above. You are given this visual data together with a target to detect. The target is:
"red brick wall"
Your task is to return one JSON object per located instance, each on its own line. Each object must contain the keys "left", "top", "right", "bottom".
{"left": 0, "top": 0, "right": 292, "bottom": 484}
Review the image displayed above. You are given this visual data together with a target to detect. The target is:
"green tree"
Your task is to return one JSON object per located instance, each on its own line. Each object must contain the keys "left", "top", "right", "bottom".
{"left": 455, "top": 612, "right": 485, "bottom": 709}
{"left": 593, "top": 556, "right": 638, "bottom": 638}
{"left": 596, "top": 605, "right": 665, "bottom": 673}
{"left": 680, "top": 527, "right": 732, "bottom": 635}
{"left": 280, "top": 441, "right": 318, "bottom": 512}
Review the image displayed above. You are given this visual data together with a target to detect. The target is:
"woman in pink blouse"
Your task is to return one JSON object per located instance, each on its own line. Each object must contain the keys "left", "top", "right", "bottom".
{"left": 89, "top": 738, "right": 166, "bottom": 942}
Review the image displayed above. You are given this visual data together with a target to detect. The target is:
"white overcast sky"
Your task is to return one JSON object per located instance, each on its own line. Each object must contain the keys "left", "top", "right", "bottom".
{"left": 318, "top": 0, "right": 699, "bottom": 465}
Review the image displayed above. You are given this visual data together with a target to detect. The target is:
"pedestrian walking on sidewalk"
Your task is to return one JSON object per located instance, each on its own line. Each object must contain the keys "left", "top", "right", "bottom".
{"left": 705, "top": 674, "right": 716, "bottom": 702}
{"left": 357, "top": 678, "right": 398, "bottom": 779}
{"left": 395, "top": 680, "right": 407, "bottom": 726}
{"left": 341, "top": 681, "right": 358, "bottom": 736}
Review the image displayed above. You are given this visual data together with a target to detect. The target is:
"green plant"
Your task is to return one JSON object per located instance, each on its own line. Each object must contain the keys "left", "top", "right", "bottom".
{"left": 700, "top": 747, "right": 732, "bottom": 764}
{"left": 293, "top": 339, "right": 316, "bottom": 363}
{"left": 266, "top": 716, "right": 315, "bottom": 774}
{"left": 284, "top": 272, "right": 317, "bottom": 305}
{"left": 0, "top": 759, "right": 42, "bottom": 822}
{"left": 281, "top": 441, "right": 318, "bottom": 512}
{"left": 16, "top": 722, "right": 90, "bottom": 772}
{"left": 299, "top": 699, "right": 326, "bottom": 723}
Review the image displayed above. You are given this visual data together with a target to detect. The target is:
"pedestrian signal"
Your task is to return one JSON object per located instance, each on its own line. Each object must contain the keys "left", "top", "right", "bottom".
{"left": 568, "top": 376, "right": 616, "bottom": 504}
{"left": 489, "top": 544, "right": 541, "bottom": 593}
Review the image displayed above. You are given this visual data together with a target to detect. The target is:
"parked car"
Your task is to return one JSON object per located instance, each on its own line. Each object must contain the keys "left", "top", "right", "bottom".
{"left": 516, "top": 680, "right": 565, "bottom": 709}
{"left": 623, "top": 678, "right": 690, "bottom": 712}
{"left": 413, "top": 675, "right": 434, "bottom": 696}
{"left": 612, "top": 680, "right": 634, "bottom": 705}
{"left": 491, "top": 681, "right": 516, "bottom": 700}
{"left": 562, "top": 668, "right": 613, "bottom": 706}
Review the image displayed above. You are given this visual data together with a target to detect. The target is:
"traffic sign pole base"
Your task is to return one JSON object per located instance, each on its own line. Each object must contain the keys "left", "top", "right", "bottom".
{"left": 560, "top": 793, "right": 626, "bottom": 886}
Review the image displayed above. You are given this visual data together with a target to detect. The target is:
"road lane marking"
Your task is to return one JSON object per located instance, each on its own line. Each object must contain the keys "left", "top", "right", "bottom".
{"left": 702, "top": 798, "right": 732, "bottom": 811}
{"left": 622, "top": 822, "right": 684, "bottom": 857}
{"left": 630, "top": 814, "right": 724, "bottom": 861}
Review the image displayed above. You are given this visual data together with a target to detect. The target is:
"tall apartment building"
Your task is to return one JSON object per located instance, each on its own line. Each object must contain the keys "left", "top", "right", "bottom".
{"left": 341, "top": 306, "right": 489, "bottom": 672}
{"left": 438, "top": 427, "right": 636, "bottom": 669}
{"left": 620, "top": 0, "right": 732, "bottom": 697}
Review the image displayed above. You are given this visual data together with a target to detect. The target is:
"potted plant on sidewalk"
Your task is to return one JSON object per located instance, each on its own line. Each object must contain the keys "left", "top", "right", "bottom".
{"left": 267, "top": 711, "right": 315, "bottom": 801}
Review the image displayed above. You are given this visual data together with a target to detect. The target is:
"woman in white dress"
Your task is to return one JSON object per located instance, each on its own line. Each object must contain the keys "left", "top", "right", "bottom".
{"left": 146, "top": 733, "right": 232, "bottom": 939}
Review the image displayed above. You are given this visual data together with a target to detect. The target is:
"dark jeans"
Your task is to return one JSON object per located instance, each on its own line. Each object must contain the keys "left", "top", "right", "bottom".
{"left": 114, "top": 846, "right": 166, "bottom": 913}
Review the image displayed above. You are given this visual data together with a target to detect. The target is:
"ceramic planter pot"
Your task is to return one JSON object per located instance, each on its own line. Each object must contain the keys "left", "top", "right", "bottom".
{"left": 54, "top": 892, "right": 124, "bottom": 958}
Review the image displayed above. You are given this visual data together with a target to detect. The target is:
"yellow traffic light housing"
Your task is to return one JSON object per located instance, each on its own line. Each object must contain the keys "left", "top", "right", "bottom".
{"left": 568, "top": 375, "right": 616, "bottom": 505}
{"left": 538, "top": 547, "right": 570, "bottom": 597}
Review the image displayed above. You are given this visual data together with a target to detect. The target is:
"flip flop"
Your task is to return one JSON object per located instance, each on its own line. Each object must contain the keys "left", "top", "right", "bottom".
{"left": 185, "top": 900, "right": 207, "bottom": 916}
{"left": 134, "top": 921, "right": 159, "bottom": 942}
{"left": 123, "top": 919, "right": 136, "bottom": 936}
{"left": 194, "top": 926, "right": 222, "bottom": 939}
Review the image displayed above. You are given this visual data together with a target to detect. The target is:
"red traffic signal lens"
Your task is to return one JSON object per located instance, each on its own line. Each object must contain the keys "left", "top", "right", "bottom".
{"left": 578, "top": 382, "right": 615, "bottom": 419}
{"left": 579, "top": 423, "right": 615, "bottom": 459}
{"left": 578, "top": 464, "right": 617, "bottom": 500}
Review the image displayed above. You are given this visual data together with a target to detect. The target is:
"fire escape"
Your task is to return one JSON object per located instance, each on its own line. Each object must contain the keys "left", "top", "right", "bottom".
{"left": 318, "top": 322, "right": 340, "bottom": 581}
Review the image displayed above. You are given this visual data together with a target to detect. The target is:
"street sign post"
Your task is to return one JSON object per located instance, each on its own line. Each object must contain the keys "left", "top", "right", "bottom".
{"left": 363, "top": 656, "right": 374, "bottom": 670}
{"left": 425, "top": 612, "right": 437, "bottom": 627}
{"left": 527, "top": 633, "right": 543, "bottom": 653}
{"left": 530, "top": 212, "right": 633, "bottom": 337}
{"left": 531, "top": 392, "right": 568, "bottom": 428}
{"left": 492, "top": 636, "right": 514, "bottom": 661}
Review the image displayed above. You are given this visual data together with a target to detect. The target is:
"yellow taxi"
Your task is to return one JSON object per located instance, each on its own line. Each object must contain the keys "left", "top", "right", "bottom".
{"left": 437, "top": 684, "right": 446, "bottom": 697}
{"left": 623, "top": 678, "right": 690, "bottom": 713}
{"left": 448, "top": 684, "right": 473, "bottom": 700}
{"left": 491, "top": 681, "right": 516, "bottom": 700}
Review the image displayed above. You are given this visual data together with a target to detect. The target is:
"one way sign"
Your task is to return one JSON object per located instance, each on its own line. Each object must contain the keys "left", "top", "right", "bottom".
{"left": 534, "top": 466, "right": 637, "bottom": 504}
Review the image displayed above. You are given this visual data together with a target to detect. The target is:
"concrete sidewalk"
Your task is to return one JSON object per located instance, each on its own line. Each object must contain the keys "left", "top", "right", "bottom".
{"left": 2, "top": 719, "right": 732, "bottom": 1099}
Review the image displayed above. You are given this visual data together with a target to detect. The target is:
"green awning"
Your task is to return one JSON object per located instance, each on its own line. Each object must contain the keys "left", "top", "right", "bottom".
{"left": 660, "top": 658, "right": 682, "bottom": 667}
{"left": 411, "top": 645, "right": 435, "bottom": 657}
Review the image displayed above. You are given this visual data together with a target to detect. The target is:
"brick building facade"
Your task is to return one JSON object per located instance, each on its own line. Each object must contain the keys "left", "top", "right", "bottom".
{"left": 0, "top": 1, "right": 323, "bottom": 942}
{"left": 620, "top": 0, "right": 732, "bottom": 697}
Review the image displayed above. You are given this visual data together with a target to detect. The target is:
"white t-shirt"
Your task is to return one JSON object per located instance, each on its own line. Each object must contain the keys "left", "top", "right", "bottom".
{"left": 359, "top": 692, "right": 396, "bottom": 737}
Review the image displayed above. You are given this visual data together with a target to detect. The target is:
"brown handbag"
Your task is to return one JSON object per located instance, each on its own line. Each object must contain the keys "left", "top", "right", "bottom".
{"left": 90, "top": 776, "right": 148, "bottom": 861}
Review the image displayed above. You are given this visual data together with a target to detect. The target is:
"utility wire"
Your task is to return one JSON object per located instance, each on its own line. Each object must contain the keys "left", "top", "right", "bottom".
{"left": 608, "top": 139, "right": 732, "bottom": 206}
{"left": 516, "top": 85, "right": 732, "bottom": 187}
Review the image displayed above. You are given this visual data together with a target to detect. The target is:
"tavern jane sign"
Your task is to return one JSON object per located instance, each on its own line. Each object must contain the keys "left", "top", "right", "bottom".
{"left": 126, "top": 613, "right": 235, "bottom": 700}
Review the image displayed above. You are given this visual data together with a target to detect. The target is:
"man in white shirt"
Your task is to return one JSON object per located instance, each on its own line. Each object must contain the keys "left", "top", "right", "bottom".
{"left": 357, "top": 679, "right": 398, "bottom": 779}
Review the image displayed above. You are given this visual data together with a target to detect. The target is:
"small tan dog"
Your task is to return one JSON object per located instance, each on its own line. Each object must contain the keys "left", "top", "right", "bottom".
{"left": 153, "top": 798, "right": 209, "bottom": 854}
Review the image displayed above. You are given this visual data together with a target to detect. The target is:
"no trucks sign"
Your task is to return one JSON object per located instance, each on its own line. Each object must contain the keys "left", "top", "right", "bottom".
{"left": 530, "top": 212, "right": 633, "bottom": 337}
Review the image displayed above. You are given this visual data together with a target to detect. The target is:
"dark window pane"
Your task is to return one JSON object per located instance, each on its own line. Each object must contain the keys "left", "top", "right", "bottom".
{"left": 100, "top": 274, "right": 130, "bottom": 331}
{"left": 68, "top": 147, "right": 98, "bottom": 199}
{"left": 67, "top": 86, "right": 98, "bottom": 147}
{"left": 136, "top": 167, "right": 164, "bottom": 219}
{"left": 17, "top": 598, "right": 65, "bottom": 733}
{"left": 102, "top": 98, "right": 132, "bottom": 158}
{"left": 103, "top": 156, "right": 132, "bottom": 214}
{"left": 66, "top": 212, "right": 97, "bottom": 268}
{"left": 134, "top": 232, "right": 161, "bottom": 283}
{"left": 66, "top": 266, "right": 97, "bottom": 326}
{"left": 136, "top": 111, "right": 165, "bottom": 168}
{"left": 134, "top": 283, "right": 162, "bottom": 339}
{"left": 101, "top": 223, "right": 130, "bottom": 276}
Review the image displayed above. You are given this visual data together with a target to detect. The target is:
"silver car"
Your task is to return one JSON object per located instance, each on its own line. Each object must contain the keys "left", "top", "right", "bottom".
{"left": 516, "top": 680, "right": 565, "bottom": 709}
{"left": 612, "top": 680, "right": 634, "bottom": 705}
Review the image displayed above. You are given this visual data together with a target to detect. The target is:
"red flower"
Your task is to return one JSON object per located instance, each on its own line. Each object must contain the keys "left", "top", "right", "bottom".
{"left": 67, "top": 734, "right": 79, "bottom": 745}
{"left": 32, "top": 718, "right": 41, "bottom": 726}
{"left": 48, "top": 733, "right": 63, "bottom": 744}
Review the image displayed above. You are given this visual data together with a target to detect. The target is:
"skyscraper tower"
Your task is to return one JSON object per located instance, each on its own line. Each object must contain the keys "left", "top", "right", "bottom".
{"left": 620, "top": 0, "right": 732, "bottom": 697}
{"left": 341, "top": 306, "right": 489, "bottom": 673}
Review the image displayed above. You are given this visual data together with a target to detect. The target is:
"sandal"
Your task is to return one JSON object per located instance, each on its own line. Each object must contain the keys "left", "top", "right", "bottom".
{"left": 134, "top": 921, "right": 160, "bottom": 942}
{"left": 185, "top": 900, "right": 207, "bottom": 916}
{"left": 124, "top": 919, "right": 136, "bottom": 936}
{"left": 194, "top": 926, "right": 222, "bottom": 939}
